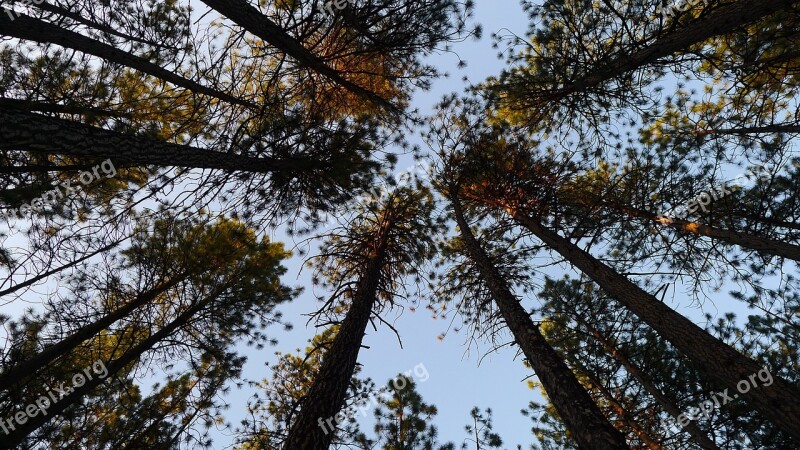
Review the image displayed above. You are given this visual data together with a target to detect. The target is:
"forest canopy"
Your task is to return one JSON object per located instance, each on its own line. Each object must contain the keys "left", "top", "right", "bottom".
{"left": 0, "top": 0, "right": 799, "bottom": 449}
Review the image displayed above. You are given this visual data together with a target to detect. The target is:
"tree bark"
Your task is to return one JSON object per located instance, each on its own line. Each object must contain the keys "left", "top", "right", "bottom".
{"left": 0, "top": 274, "right": 186, "bottom": 392}
{"left": 281, "top": 222, "right": 391, "bottom": 450}
{"left": 525, "top": 0, "right": 800, "bottom": 101}
{"left": 450, "top": 193, "right": 630, "bottom": 450}
{"left": 598, "top": 202, "right": 800, "bottom": 262}
{"left": 0, "top": 280, "right": 231, "bottom": 448}
{"left": 198, "top": 0, "right": 396, "bottom": 113}
{"left": 578, "top": 367, "right": 662, "bottom": 450}
{"left": 509, "top": 209, "right": 800, "bottom": 441}
{"left": 578, "top": 319, "right": 720, "bottom": 450}
{"left": 0, "top": 12, "right": 256, "bottom": 108}
{"left": 0, "top": 108, "right": 322, "bottom": 174}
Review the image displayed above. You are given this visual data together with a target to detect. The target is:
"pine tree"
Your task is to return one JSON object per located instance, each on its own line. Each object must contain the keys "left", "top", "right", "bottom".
{"left": 282, "top": 188, "right": 442, "bottom": 450}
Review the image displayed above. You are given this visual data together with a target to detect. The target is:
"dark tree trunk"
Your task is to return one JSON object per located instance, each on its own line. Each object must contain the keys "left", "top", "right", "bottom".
{"left": 0, "top": 281, "right": 229, "bottom": 448}
{"left": 0, "top": 13, "right": 255, "bottom": 108}
{"left": 282, "top": 224, "right": 391, "bottom": 450}
{"left": 601, "top": 202, "right": 800, "bottom": 262}
{"left": 450, "top": 194, "right": 630, "bottom": 450}
{"left": 0, "top": 275, "right": 186, "bottom": 392}
{"left": 0, "top": 108, "right": 323, "bottom": 174}
{"left": 578, "top": 319, "right": 720, "bottom": 450}
{"left": 198, "top": 0, "right": 395, "bottom": 112}
{"left": 510, "top": 210, "right": 800, "bottom": 441}
{"left": 528, "top": 0, "right": 800, "bottom": 101}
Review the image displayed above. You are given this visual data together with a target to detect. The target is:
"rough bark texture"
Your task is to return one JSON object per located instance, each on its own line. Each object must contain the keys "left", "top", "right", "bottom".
{"left": 282, "top": 227, "right": 391, "bottom": 450}
{"left": 451, "top": 195, "right": 630, "bottom": 450}
{"left": 0, "top": 12, "right": 255, "bottom": 108}
{"left": 512, "top": 211, "right": 800, "bottom": 441}
{"left": 199, "top": 0, "right": 397, "bottom": 112}
{"left": 579, "top": 320, "right": 720, "bottom": 450}
{"left": 0, "top": 108, "right": 319, "bottom": 173}
{"left": 0, "top": 276, "right": 185, "bottom": 392}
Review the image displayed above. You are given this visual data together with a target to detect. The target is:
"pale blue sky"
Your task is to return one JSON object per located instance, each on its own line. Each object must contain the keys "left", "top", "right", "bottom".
{"left": 225, "top": 2, "right": 539, "bottom": 448}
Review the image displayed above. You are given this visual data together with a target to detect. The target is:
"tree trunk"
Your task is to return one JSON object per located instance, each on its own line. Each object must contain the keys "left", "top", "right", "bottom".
{"left": 687, "top": 124, "right": 800, "bottom": 136}
{"left": 509, "top": 209, "right": 800, "bottom": 441}
{"left": 0, "top": 13, "right": 255, "bottom": 108}
{"left": 0, "top": 238, "right": 124, "bottom": 298}
{"left": 281, "top": 224, "right": 391, "bottom": 450}
{"left": 0, "top": 108, "right": 323, "bottom": 174}
{"left": 578, "top": 319, "right": 720, "bottom": 450}
{"left": 198, "top": 0, "right": 396, "bottom": 112}
{"left": 602, "top": 202, "right": 800, "bottom": 262}
{"left": 0, "top": 97, "right": 134, "bottom": 119}
{"left": 0, "top": 275, "right": 186, "bottom": 392}
{"left": 25, "top": 0, "right": 173, "bottom": 50}
{"left": 536, "top": 0, "right": 800, "bottom": 100}
{"left": 0, "top": 281, "right": 231, "bottom": 448}
{"left": 450, "top": 194, "right": 630, "bottom": 450}
{"left": 578, "top": 367, "right": 662, "bottom": 450}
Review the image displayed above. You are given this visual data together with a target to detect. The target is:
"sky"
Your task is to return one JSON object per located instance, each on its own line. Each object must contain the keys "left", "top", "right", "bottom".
{"left": 219, "top": 1, "right": 541, "bottom": 449}
{"left": 0, "top": 1, "right": 769, "bottom": 448}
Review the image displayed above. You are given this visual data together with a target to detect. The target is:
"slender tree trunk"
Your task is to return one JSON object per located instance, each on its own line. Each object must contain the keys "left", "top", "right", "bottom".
{"left": 0, "top": 97, "right": 134, "bottom": 119}
{"left": 578, "top": 368, "right": 662, "bottom": 450}
{"left": 524, "top": 0, "right": 800, "bottom": 101}
{"left": 602, "top": 202, "right": 800, "bottom": 262}
{"left": 24, "top": 0, "right": 175, "bottom": 50}
{"left": 0, "top": 275, "right": 186, "bottom": 392}
{"left": 578, "top": 319, "right": 720, "bottom": 450}
{"left": 450, "top": 194, "right": 629, "bottom": 450}
{"left": 686, "top": 124, "right": 800, "bottom": 136}
{"left": 282, "top": 223, "right": 392, "bottom": 450}
{"left": 0, "top": 13, "right": 255, "bottom": 108}
{"left": 729, "top": 211, "right": 800, "bottom": 232}
{"left": 508, "top": 209, "right": 800, "bottom": 440}
{"left": 0, "top": 108, "right": 323, "bottom": 174}
{"left": 0, "top": 281, "right": 231, "bottom": 448}
{"left": 198, "top": 0, "right": 396, "bottom": 112}
{"left": 0, "top": 238, "right": 124, "bottom": 298}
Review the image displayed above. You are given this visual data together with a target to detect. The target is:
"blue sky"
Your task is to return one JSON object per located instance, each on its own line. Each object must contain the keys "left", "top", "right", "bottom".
{"left": 223, "top": 2, "right": 540, "bottom": 448}
{"left": 0, "top": 1, "right": 767, "bottom": 447}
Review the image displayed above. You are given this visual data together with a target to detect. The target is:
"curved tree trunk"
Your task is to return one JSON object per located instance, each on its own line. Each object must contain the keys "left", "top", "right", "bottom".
{"left": 509, "top": 209, "right": 800, "bottom": 441}
{"left": 0, "top": 274, "right": 187, "bottom": 392}
{"left": 282, "top": 223, "right": 391, "bottom": 450}
{"left": 450, "top": 194, "right": 630, "bottom": 450}
{"left": 0, "top": 13, "right": 255, "bottom": 108}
